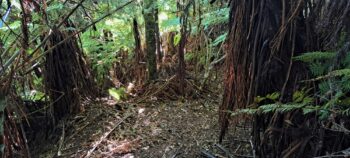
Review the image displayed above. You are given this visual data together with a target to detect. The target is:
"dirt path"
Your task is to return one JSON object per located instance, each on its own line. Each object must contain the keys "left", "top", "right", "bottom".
{"left": 133, "top": 100, "right": 220, "bottom": 157}
{"left": 34, "top": 97, "right": 222, "bottom": 157}
{"left": 34, "top": 94, "right": 253, "bottom": 158}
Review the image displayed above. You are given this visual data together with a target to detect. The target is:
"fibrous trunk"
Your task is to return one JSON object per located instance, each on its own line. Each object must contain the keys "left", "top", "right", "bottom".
{"left": 221, "top": 0, "right": 350, "bottom": 157}
{"left": 220, "top": 0, "right": 307, "bottom": 155}
{"left": 155, "top": 8, "right": 163, "bottom": 63}
{"left": 177, "top": 2, "right": 188, "bottom": 96}
{"left": 44, "top": 29, "right": 94, "bottom": 122}
{"left": 144, "top": 0, "right": 158, "bottom": 81}
{"left": 133, "top": 18, "right": 146, "bottom": 85}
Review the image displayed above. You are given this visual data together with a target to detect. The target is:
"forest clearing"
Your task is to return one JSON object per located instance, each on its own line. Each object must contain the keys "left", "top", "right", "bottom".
{"left": 1, "top": 0, "right": 350, "bottom": 157}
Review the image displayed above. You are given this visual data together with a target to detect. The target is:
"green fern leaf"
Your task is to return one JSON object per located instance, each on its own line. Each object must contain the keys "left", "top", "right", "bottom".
{"left": 293, "top": 51, "right": 335, "bottom": 62}
{"left": 309, "top": 62, "right": 326, "bottom": 76}
{"left": 319, "top": 81, "right": 330, "bottom": 95}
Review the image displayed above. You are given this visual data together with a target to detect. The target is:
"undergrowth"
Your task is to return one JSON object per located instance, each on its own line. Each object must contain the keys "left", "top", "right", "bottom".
{"left": 232, "top": 50, "right": 350, "bottom": 119}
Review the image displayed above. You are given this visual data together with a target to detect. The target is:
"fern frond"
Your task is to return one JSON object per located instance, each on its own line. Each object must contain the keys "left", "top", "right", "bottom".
{"left": 341, "top": 77, "right": 350, "bottom": 92}
{"left": 259, "top": 103, "right": 306, "bottom": 114}
{"left": 302, "top": 106, "right": 320, "bottom": 115}
{"left": 259, "top": 103, "right": 280, "bottom": 113}
{"left": 229, "top": 108, "right": 259, "bottom": 117}
{"left": 319, "top": 81, "right": 330, "bottom": 95}
{"left": 329, "top": 69, "right": 350, "bottom": 77}
{"left": 309, "top": 62, "right": 326, "bottom": 76}
{"left": 293, "top": 51, "right": 335, "bottom": 63}
{"left": 302, "top": 69, "right": 350, "bottom": 82}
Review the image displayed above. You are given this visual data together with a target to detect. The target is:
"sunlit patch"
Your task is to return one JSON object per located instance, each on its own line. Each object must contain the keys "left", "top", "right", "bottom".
{"left": 105, "top": 19, "right": 123, "bottom": 26}
{"left": 121, "top": 153, "right": 135, "bottom": 158}
{"left": 138, "top": 108, "right": 145, "bottom": 114}
{"left": 103, "top": 138, "right": 141, "bottom": 155}
{"left": 159, "top": 12, "right": 168, "bottom": 21}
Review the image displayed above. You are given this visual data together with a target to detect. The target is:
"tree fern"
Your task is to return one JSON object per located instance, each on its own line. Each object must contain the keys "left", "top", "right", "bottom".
{"left": 230, "top": 43, "right": 350, "bottom": 122}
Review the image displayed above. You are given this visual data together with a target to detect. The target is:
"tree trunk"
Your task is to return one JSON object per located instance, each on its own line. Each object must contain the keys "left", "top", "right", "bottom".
{"left": 219, "top": 0, "right": 307, "bottom": 148}
{"left": 0, "top": 94, "right": 5, "bottom": 157}
{"left": 155, "top": 8, "right": 163, "bottom": 63}
{"left": 144, "top": 0, "right": 158, "bottom": 81}
{"left": 133, "top": 18, "right": 145, "bottom": 85}
{"left": 177, "top": 8, "right": 188, "bottom": 96}
{"left": 44, "top": 28, "right": 95, "bottom": 122}
{"left": 221, "top": 0, "right": 350, "bottom": 157}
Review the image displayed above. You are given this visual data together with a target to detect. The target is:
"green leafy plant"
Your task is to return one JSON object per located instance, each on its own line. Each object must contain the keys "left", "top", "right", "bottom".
{"left": 232, "top": 50, "right": 350, "bottom": 120}
{"left": 211, "top": 32, "right": 227, "bottom": 46}
{"left": 173, "top": 33, "right": 181, "bottom": 46}
{"left": 108, "top": 87, "right": 127, "bottom": 101}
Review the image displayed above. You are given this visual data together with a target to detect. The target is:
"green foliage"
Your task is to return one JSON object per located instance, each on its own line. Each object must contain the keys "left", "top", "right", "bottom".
{"left": 266, "top": 92, "right": 281, "bottom": 101}
{"left": 185, "top": 53, "right": 195, "bottom": 61}
{"left": 21, "top": 90, "right": 46, "bottom": 101}
{"left": 293, "top": 51, "right": 335, "bottom": 62}
{"left": 81, "top": 17, "right": 134, "bottom": 85}
{"left": 254, "top": 92, "right": 280, "bottom": 104}
{"left": 108, "top": 87, "right": 127, "bottom": 101}
{"left": 161, "top": 17, "right": 180, "bottom": 30}
{"left": 46, "top": 3, "right": 64, "bottom": 12}
{"left": 234, "top": 50, "right": 350, "bottom": 120}
{"left": 202, "top": 7, "right": 229, "bottom": 29}
{"left": 173, "top": 34, "right": 181, "bottom": 46}
{"left": 293, "top": 88, "right": 313, "bottom": 103}
{"left": 231, "top": 103, "right": 308, "bottom": 117}
{"left": 211, "top": 32, "right": 227, "bottom": 46}
{"left": 330, "top": 68, "right": 350, "bottom": 77}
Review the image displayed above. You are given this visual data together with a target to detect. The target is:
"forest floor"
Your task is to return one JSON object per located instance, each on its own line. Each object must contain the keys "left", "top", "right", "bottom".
{"left": 32, "top": 86, "right": 253, "bottom": 158}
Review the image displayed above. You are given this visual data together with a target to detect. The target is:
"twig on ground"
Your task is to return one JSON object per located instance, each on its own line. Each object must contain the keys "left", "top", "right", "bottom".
{"left": 215, "top": 144, "right": 233, "bottom": 158}
{"left": 200, "top": 149, "right": 216, "bottom": 158}
{"left": 250, "top": 136, "right": 256, "bottom": 158}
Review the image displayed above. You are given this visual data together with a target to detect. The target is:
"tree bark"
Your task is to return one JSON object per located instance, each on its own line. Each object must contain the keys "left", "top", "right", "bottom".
{"left": 133, "top": 18, "right": 145, "bottom": 85}
{"left": 155, "top": 8, "right": 163, "bottom": 63}
{"left": 144, "top": 0, "right": 158, "bottom": 81}
{"left": 178, "top": 14, "right": 187, "bottom": 96}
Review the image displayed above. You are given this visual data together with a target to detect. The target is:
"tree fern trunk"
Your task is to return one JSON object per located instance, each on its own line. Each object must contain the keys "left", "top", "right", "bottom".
{"left": 155, "top": 8, "right": 163, "bottom": 63}
{"left": 144, "top": 0, "right": 158, "bottom": 81}
{"left": 221, "top": 0, "right": 308, "bottom": 156}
